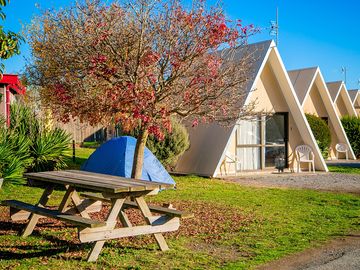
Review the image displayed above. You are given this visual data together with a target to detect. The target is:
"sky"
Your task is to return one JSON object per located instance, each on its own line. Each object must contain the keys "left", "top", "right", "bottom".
{"left": 3, "top": 0, "right": 360, "bottom": 90}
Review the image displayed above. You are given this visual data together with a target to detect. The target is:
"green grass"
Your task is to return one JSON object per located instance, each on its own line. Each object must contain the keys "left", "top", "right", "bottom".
{"left": 81, "top": 141, "right": 102, "bottom": 148}
{"left": 328, "top": 165, "right": 360, "bottom": 174}
{"left": 63, "top": 147, "right": 95, "bottom": 169}
{"left": 0, "top": 148, "right": 359, "bottom": 269}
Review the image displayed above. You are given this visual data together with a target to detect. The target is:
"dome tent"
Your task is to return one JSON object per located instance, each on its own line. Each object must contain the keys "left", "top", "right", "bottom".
{"left": 81, "top": 136, "right": 175, "bottom": 185}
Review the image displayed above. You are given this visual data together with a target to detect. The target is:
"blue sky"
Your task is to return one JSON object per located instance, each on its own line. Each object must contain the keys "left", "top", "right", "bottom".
{"left": 3, "top": 0, "right": 360, "bottom": 89}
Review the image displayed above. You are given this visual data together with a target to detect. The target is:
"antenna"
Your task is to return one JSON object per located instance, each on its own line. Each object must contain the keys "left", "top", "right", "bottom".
{"left": 341, "top": 67, "right": 347, "bottom": 84}
{"left": 270, "top": 7, "right": 279, "bottom": 45}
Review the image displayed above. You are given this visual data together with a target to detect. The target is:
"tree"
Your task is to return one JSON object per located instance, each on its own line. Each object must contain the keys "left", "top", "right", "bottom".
{"left": 26, "top": 0, "right": 257, "bottom": 178}
{"left": 0, "top": 0, "right": 23, "bottom": 74}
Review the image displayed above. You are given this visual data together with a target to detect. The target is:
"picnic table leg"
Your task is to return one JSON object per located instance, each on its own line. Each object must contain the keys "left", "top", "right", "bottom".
{"left": 134, "top": 197, "right": 169, "bottom": 251}
{"left": 71, "top": 190, "right": 92, "bottom": 219}
{"left": 58, "top": 185, "right": 74, "bottom": 213}
{"left": 119, "top": 210, "right": 132, "bottom": 227}
{"left": 87, "top": 198, "right": 126, "bottom": 262}
{"left": 22, "top": 185, "right": 54, "bottom": 237}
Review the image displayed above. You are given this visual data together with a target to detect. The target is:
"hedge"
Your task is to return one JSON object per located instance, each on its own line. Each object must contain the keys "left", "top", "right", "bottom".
{"left": 341, "top": 115, "right": 360, "bottom": 158}
{"left": 305, "top": 113, "right": 331, "bottom": 159}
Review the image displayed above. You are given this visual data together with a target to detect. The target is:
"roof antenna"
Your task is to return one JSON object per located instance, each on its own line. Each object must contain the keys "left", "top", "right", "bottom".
{"left": 270, "top": 7, "right": 279, "bottom": 46}
{"left": 341, "top": 67, "right": 347, "bottom": 84}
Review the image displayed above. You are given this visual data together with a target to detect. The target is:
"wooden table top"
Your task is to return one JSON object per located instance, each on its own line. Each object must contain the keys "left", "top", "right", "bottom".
{"left": 24, "top": 170, "right": 174, "bottom": 194}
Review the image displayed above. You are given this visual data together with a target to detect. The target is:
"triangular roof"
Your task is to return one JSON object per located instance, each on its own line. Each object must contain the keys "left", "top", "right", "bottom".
{"left": 288, "top": 67, "right": 356, "bottom": 160}
{"left": 327, "top": 81, "right": 357, "bottom": 117}
{"left": 326, "top": 81, "right": 343, "bottom": 102}
{"left": 288, "top": 67, "right": 318, "bottom": 105}
{"left": 175, "top": 40, "right": 274, "bottom": 176}
{"left": 175, "top": 40, "right": 328, "bottom": 176}
{"left": 348, "top": 89, "right": 359, "bottom": 104}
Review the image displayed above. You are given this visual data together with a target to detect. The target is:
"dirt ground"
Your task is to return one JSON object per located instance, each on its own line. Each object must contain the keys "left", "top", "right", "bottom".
{"left": 224, "top": 172, "right": 360, "bottom": 195}
{"left": 257, "top": 233, "right": 360, "bottom": 270}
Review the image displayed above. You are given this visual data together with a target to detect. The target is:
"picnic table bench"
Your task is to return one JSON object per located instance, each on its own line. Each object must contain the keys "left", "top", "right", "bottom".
{"left": 1, "top": 170, "right": 192, "bottom": 262}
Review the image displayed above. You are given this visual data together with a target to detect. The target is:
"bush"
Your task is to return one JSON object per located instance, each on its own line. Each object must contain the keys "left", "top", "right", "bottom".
{"left": 305, "top": 113, "right": 331, "bottom": 159}
{"left": 0, "top": 103, "right": 71, "bottom": 184}
{"left": 341, "top": 115, "right": 360, "bottom": 158}
{"left": 0, "top": 118, "right": 30, "bottom": 183}
{"left": 121, "top": 118, "right": 190, "bottom": 169}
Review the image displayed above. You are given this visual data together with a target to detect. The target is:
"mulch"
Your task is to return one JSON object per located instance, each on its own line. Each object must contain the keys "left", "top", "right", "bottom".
{"left": 0, "top": 201, "right": 254, "bottom": 249}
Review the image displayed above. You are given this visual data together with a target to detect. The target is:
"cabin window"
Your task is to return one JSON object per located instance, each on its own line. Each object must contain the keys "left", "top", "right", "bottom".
{"left": 236, "top": 113, "right": 288, "bottom": 170}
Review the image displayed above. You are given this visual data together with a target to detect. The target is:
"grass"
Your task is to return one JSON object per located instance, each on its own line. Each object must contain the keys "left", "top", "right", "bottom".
{"left": 63, "top": 147, "right": 95, "bottom": 169}
{"left": 0, "top": 148, "right": 359, "bottom": 269}
{"left": 328, "top": 165, "right": 360, "bottom": 174}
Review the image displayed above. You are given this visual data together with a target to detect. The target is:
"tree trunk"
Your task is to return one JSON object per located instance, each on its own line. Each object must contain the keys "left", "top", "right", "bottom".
{"left": 131, "top": 128, "right": 149, "bottom": 179}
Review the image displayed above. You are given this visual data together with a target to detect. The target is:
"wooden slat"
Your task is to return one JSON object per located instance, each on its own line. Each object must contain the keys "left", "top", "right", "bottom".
{"left": 25, "top": 170, "right": 174, "bottom": 193}
{"left": 79, "top": 216, "right": 180, "bottom": 243}
{"left": 72, "top": 170, "right": 174, "bottom": 188}
{"left": 24, "top": 173, "right": 131, "bottom": 193}
{"left": 2, "top": 200, "right": 105, "bottom": 228}
{"left": 82, "top": 192, "right": 193, "bottom": 219}
{"left": 43, "top": 171, "right": 156, "bottom": 190}
{"left": 56, "top": 171, "right": 151, "bottom": 187}
{"left": 9, "top": 200, "right": 102, "bottom": 221}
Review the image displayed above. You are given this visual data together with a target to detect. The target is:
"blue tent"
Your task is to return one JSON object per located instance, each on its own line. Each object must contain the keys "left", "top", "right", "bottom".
{"left": 81, "top": 136, "right": 175, "bottom": 185}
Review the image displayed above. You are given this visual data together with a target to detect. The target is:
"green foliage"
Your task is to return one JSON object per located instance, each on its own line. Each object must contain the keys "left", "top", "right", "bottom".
{"left": 0, "top": 117, "right": 30, "bottom": 183}
{"left": 341, "top": 115, "right": 360, "bottom": 158}
{"left": 122, "top": 118, "right": 190, "bottom": 169}
{"left": 0, "top": 0, "right": 23, "bottom": 73}
{"left": 0, "top": 0, "right": 9, "bottom": 20}
{"left": 146, "top": 119, "right": 190, "bottom": 169}
{"left": 0, "top": 103, "right": 71, "bottom": 184}
{"left": 10, "top": 103, "right": 71, "bottom": 172}
{"left": 305, "top": 113, "right": 331, "bottom": 159}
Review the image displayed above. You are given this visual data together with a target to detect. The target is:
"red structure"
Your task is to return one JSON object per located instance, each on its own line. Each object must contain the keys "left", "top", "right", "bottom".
{"left": 0, "top": 74, "right": 26, "bottom": 126}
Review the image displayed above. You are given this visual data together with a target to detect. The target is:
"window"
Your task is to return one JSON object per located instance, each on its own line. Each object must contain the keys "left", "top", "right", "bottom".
{"left": 236, "top": 113, "right": 288, "bottom": 170}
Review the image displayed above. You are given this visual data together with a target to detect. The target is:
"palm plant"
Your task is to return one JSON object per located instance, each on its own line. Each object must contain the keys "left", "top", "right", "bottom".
{"left": 0, "top": 103, "right": 71, "bottom": 184}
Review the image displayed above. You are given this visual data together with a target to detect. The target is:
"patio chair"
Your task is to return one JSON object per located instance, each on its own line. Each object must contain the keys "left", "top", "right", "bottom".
{"left": 223, "top": 152, "right": 242, "bottom": 175}
{"left": 295, "top": 145, "right": 315, "bottom": 173}
{"left": 335, "top": 143, "right": 349, "bottom": 160}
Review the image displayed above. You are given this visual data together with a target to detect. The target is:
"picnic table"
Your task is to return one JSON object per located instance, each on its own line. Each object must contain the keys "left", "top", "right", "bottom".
{"left": 1, "top": 170, "right": 192, "bottom": 262}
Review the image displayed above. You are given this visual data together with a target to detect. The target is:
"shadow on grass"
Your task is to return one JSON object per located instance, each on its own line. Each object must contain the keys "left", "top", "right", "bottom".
{"left": 0, "top": 220, "right": 154, "bottom": 260}
{"left": 0, "top": 221, "right": 88, "bottom": 260}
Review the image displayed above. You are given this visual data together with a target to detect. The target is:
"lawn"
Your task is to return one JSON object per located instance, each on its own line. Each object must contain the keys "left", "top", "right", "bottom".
{"left": 0, "top": 148, "right": 359, "bottom": 269}
{"left": 328, "top": 165, "right": 360, "bottom": 174}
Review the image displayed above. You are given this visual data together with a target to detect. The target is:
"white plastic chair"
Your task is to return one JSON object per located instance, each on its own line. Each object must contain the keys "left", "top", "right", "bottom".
{"left": 295, "top": 145, "right": 315, "bottom": 173}
{"left": 335, "top": 143, "right": 349, "bottom": 160}
{"left": 223, "top": 152, "right": 242, "bottom": 175}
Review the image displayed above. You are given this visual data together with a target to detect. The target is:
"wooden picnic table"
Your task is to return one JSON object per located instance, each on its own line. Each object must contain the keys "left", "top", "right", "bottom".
{"left": 1, "top": 170, "right": 191, "bottom": 262}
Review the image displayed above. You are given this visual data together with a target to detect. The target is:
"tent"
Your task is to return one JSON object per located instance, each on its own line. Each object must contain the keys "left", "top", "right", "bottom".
{"left": 81, "top": 136, "right": 175, "bottom": 185}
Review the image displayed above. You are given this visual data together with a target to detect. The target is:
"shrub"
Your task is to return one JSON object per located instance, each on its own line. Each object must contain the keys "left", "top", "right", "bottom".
{"left": 10, "top": 103, "right": 71, "bottom": 173}
{"left": 305, "top": 113, "right": 331, "bottom": 159}
{"left": 341, "top": 115, "right": 360, "bottom": 158}
{"left": 0, "top": 118, "right": 30, "bottom": 183}
{"left": 0, "top": 103, "right": 71, "bottom": 184}
{"left": 120, "top": 118, "right": 190, "bottom": 169}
